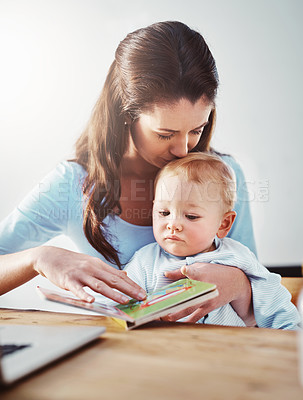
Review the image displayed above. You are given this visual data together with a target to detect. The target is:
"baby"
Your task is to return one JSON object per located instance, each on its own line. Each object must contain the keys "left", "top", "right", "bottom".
{"left": 123, "top": 152, "right": 300, "bottom": 329}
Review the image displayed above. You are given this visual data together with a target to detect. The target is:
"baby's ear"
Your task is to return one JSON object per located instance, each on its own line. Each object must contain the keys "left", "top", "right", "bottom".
{"left": 217, "top": 211, "right": 237, "bottom": 239}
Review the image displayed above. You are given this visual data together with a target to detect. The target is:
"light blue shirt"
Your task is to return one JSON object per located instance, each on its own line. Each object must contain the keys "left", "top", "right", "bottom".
{"left": 0, "top": 155, "right": 257, "bottom": 267}
{"left": 123, "top": 237, "right": 301, "bottom": 330}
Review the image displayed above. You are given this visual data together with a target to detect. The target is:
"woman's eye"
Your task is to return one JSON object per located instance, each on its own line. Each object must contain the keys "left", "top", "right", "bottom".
{"left": 186, "top": 215, "right": 200, "bottom": 220}
{"left": 159, "top": 211, "right": 170, "bottom": 216}
{"left": 191, "top": 129, "right": 203, "bottom": 136}
{"left": 157, "top": 133, "right": 175, "bottom": 141}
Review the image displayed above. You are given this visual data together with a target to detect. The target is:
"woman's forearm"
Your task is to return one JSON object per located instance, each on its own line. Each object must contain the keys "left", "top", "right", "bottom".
{"left": 0, "top": 248, "right": 39, "bottom": 295}
{"left": 0, "top": 246, "right": 146, "bottom": 302}
{"left": 230, "top": 271, "right": 257, "bottom": 327}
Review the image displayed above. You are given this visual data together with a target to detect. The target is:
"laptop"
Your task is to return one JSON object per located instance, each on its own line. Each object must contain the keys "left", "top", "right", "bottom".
{"left": 0, "top": 324, "right": 105, "bottom": 385}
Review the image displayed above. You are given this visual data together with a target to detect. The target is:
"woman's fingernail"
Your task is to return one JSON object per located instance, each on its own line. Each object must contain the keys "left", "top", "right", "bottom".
{"left": 138, "top": 290, "right": 146, "bottom": 300}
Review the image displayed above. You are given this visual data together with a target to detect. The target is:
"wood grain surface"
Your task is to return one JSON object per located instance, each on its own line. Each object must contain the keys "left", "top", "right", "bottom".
{"left": 1, "top": 308, "right": 303, "bottom": 400}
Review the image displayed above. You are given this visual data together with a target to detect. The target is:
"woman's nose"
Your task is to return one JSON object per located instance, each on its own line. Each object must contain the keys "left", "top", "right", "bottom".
{"left": 169, "top": 136, "right": 188, "bottom": 158}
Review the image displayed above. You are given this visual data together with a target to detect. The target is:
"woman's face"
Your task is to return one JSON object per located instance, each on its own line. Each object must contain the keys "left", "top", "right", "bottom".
{"left": 128, "top": 97, "right": 213, "bottom": 170}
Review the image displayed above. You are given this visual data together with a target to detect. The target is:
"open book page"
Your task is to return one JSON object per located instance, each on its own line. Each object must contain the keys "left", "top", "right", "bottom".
{"left": 37, "top": 279, "right": 218, "bottom": 329}
{"left": 36, "top": 286, "right": 134, "bottom": 321}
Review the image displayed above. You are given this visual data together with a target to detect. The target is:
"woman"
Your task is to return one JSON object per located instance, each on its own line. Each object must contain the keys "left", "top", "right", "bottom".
{"left": 0, "top": 21, "right": 256, "bottom": 325}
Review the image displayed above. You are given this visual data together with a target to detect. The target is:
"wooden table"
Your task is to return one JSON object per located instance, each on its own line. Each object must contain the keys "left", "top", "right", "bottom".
{"left": 1, "top": 308, "right": 303, "bottom": 400}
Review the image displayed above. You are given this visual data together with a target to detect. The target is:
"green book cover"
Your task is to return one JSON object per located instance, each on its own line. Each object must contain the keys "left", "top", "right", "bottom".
{"left": 116, "top": 279, "right": 216, "bottom": 321}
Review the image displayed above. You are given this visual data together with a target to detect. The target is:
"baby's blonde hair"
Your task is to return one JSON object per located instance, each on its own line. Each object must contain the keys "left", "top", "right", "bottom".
{"left": 155, "top": 152, "right": 237, "bottom": 212}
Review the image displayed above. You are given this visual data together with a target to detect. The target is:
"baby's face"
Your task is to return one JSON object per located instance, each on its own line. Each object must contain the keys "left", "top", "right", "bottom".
{"left": 152, "top": 174, "right": 225, "bottom": 257}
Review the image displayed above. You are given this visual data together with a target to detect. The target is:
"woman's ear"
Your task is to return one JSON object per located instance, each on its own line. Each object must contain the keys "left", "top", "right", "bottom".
{"left": 217, "top": 211, "right": 237, "bottom": 239}
{"left": 124, "top": 114, "right": 132, "bottom": 125}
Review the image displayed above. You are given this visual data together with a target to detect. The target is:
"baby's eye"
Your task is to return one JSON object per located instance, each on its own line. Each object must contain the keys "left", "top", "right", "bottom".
{"left": 185, "top": 215, "right": 200, "bottom": 220}
{"left": 159, "top": 211, "right": 170, "bottom": 217}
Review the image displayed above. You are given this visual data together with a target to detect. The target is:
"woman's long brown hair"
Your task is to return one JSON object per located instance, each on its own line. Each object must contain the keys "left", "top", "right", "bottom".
{"left": 75, "top": 21, "right": 219, "bottom": 268}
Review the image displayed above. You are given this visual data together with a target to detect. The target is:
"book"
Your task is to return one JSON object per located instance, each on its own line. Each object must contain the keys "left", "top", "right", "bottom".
{"left": 37, "top": 278, "right": 218, "bottom": 330}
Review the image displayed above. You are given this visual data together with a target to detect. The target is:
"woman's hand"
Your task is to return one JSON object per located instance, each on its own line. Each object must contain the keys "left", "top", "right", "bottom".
{"left": 163, "top": 263, "right": 256, "bottom": 326}
{"left": 33, "top": 246, "right": 146, "bottom": 303}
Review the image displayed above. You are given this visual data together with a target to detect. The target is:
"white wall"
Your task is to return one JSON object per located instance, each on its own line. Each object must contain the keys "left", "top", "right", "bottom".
{"left": 0, "top": 0, "right": 302, "bottom": 266}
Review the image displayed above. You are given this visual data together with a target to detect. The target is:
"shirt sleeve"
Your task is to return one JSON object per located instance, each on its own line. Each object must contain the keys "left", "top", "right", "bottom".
{"left": 244, "top": 261, "right": 301, "bottom": 330}
{"left": 0, "top": 161, "right": 81, "bottom": 254}
{"left": 203, "top": 303, "right": 246, "bottom": 327}
{"left": 221, "top": 154, "right": 257, "bottom": 256}
{"left": 211, "top": 239, "right": 301, "bottom": 330}
{"left": 123, "top": 251, "right": 148, "bottom": 291}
